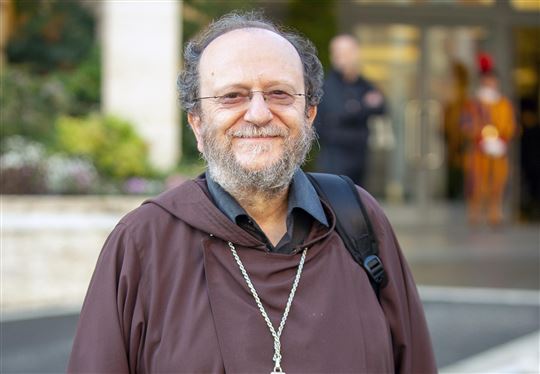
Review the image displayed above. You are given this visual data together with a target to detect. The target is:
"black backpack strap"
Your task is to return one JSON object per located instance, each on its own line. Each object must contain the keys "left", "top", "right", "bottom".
{"left": 307, "top": 172, "right": 387, "bottom": 295}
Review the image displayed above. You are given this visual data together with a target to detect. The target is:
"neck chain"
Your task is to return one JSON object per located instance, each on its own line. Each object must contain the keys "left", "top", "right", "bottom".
{"left": 227, "top": 242, "right": 307, "bottom": 374}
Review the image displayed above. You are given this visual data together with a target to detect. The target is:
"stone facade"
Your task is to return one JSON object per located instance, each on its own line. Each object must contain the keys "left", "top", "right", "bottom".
{"left": 2, "top": 196, "right": 145, "bottom": 313}
{"left": 102, "top": 1, "right": 182, "bottom": 170}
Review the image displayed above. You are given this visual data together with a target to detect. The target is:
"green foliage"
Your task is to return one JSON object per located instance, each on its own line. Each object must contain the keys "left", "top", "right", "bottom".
{"left": 182, "top": 0, "right": 253, "bottom": 43}
{"left": 0, "top": 66, "right": 71, "bottom": 147}
{"left": 1, "top": 49, "right": 101, "bottom": 149}
{"left": 6, "top": 0, "right": 96, "bottom": 73}
{"left": 285, "top": 0, "right": 337, "bottom": 71}
{"left": 59, "top": 44, "right": 101, "bottom": 113}
{"left": 2, "top": 0, "right": 100, "bottom": 151}
{"left": 55, "top": 114, "right": 152, "bottom": 180}
{"left": 55, "top": 115, "right": 104, "bottom": 156}
{"left": 181, "top": 113, "right": 200, "bottom": 163}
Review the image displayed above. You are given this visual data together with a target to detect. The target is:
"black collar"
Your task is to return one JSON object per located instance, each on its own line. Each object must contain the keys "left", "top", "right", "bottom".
{"left": 205, "top": 169, "right": 328, "bottom": 228}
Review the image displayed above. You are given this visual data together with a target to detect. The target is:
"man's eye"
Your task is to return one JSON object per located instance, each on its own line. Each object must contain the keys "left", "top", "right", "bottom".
{"left": 268, "top": 90, "right": 291, "bottom": 99}
{"left": 222, "top": 92, "right": 242, "bottom": 99}
{"left": 218, "top": 92, "right": 246, "bottom": 104}
{"left": 267, "top": 90, "right": 294, "bottom": 104}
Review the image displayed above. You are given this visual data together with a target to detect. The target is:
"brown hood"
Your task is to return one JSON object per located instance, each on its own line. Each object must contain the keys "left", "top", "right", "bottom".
{"left": 143, "top": 176, "right": 335, "bottom": 250}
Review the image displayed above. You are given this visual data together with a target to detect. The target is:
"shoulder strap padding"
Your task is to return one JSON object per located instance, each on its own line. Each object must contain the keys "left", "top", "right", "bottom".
{"left": 307, "top": 172, "right": 387, "bottom": 291}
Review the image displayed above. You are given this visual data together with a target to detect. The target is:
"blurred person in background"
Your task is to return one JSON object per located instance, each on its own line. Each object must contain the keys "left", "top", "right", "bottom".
{"left": 461, "top": 54, "right": 517, "bottom": 226}
{"left": 443, "top": 61, "right": 469, "bottom": 200}
{"left": 315, "top": 34, "right": 386, "bottom": 186}
{"left": 68, "top": 11, "right": 435, "bottom": 373}
{"left": 519, "top": 96, "right": 540, "bottom": 221}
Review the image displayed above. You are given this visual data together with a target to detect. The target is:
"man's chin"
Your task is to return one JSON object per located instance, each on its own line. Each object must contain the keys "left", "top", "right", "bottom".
{"left": 207, "top": 158, "right": 291, "bottom": 197}
{"left": 234, "top": 155, "right": 281, "bottom": 172}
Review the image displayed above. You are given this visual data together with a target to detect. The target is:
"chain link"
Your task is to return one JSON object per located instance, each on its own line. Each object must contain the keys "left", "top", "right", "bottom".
{"left": 228, "top": 241, "right": 307, "bottom": 373}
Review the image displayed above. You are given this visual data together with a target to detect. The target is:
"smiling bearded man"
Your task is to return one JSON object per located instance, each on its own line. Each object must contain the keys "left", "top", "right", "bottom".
{"left": 68, "top": 11, "right": 436, "bottom": 374}
{"left": 201, "top": 117, "right": 316, "bottom": 200}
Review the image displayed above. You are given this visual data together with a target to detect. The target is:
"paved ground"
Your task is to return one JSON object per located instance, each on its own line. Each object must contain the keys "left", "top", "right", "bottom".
{"left": 422, "top": 289, "right": 540, "bottom": 367}
{"left": 2, "top": 314, "right": 78, "bottom": 373}
{"left": 399, "top": 224, "right": 539, "bottom": 290}
{"left": 385, "top": 202, "right": 540, "bottom": 290}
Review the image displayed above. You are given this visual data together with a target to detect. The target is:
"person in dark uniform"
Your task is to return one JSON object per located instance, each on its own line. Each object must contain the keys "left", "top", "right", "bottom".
{"left": 315, "top": 34, "right": 386, "bottom": 186}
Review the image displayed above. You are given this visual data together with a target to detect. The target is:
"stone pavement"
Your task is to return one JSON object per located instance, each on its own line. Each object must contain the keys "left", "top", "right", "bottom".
{"left": 385, "top": 202, "right": 540, "bottom": 373}
{"left": 440, "top": 330, "right": 540, "bottom": 373}
{"left": 382, "top": 202, "right": 540, "bottom": 290}
{"left": 419, "top": 286, "right": 539, "bottom": 372}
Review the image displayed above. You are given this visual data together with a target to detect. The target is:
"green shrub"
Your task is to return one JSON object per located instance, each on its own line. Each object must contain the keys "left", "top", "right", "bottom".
{"left": 1, "top": 49, "right": 101, "bottom": 149}
{"left": 6, "top": 0, "right": 95, "bottom": 73}
{"left": 0, "top": 67, "right": 71, "bottom": 148}
{"left": 59, "top": 45, "right": 101, "bottom": 114}
{"left": 55, "top": 114, "right": 152, "bottom": 180}
{"left": 2, "top": 0, "right": 100, "bottom": 148}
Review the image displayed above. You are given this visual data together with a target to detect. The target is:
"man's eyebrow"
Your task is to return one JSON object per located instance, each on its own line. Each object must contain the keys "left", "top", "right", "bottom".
{"left": 213, "top": 84, "right": 251, "bottom": 93}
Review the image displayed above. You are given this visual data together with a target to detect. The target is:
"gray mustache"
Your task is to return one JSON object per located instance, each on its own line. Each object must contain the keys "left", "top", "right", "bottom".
{"left": 228, "top": 125, "right": 288, "bottom": 138}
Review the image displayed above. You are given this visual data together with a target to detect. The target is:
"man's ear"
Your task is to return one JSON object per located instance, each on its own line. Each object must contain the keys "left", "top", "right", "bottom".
{"left": 306, "top": 106, "right": 317, "bottom": 126}
{"left": 187, "top": 112, "right": 204, "bottom": 153}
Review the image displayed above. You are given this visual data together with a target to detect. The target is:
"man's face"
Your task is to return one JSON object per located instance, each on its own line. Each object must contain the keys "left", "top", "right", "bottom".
{"left": 188, "top": 28, "right": 317, "bottom": 195}
{"left": 480, "top": 74, "right": 499, "bottom": 91}
{"left": 330, "top": 36, "right": 359, "bottom": 77}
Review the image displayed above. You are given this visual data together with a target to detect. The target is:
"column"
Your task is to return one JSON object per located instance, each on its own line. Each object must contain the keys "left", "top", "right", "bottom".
{"left": 102, "top": 0, "right": 181, "bottom": 171}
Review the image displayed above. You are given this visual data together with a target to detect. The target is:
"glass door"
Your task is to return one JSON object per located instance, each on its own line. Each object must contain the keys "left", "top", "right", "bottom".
{"left": 355, "top": 24, "right": 491, "bottom": 210}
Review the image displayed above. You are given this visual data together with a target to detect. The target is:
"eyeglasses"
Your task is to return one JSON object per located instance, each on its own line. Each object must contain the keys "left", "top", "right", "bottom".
{"left": 195, "top": 90, "right": 307, "bottom": 108}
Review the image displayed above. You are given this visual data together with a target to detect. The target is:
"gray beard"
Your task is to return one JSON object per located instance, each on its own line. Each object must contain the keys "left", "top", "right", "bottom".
{"left": 200, "top": 120, "right": 316, "bottom": 200}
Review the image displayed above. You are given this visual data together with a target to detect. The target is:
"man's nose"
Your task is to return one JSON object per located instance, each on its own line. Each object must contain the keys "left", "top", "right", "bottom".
{"left": 243, "top": 92, "right": 273, "bottom": 126}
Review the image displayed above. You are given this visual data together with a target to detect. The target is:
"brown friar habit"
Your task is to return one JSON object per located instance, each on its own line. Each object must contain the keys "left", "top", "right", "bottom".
{"left": 68, "top": 176, "right": 437, "bottom": 373}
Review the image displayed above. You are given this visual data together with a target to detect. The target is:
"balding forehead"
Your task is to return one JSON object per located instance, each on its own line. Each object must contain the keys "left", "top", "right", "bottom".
{"left": 198, "top": 28, "right": 305, "bottom": 92}
{"left": 200, "top": 27, "right": 302, "bottom": 72}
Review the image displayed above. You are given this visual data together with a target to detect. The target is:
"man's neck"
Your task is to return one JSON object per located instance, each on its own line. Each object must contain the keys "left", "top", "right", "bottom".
{"left": 235, "top": 189, "right": 289, "bottom": 247}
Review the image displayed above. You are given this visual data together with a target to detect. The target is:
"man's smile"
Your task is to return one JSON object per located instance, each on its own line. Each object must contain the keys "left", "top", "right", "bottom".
{"left": 233, "top": 135, "right": 282, "bottom": 141}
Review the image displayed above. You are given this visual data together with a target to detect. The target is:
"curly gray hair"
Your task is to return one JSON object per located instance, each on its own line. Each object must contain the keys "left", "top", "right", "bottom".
{"left": 177, "top": 11, "right": 324, "bottom": 114}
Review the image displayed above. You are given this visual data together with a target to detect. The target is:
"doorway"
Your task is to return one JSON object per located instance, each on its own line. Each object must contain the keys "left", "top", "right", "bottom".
{"left": 339, "top": 1, "right": 539, "bottom": 220}
{"left": 354, "top": 24, "right": 491, "bottom": 210}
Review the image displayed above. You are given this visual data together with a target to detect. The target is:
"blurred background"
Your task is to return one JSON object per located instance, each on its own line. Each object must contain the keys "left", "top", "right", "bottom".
{"left": 1, "top": 0, "right": 539, "bottom": 372}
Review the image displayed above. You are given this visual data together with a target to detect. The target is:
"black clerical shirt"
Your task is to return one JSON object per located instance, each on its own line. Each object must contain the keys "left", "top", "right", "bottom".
{"left": 206, "top": 169, "right": 328, "bottom": 254}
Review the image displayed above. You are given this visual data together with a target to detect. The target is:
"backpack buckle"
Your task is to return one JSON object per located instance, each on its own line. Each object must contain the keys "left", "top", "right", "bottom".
{"left": 363, "top": 254, "right": 385, "bottom": 285}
